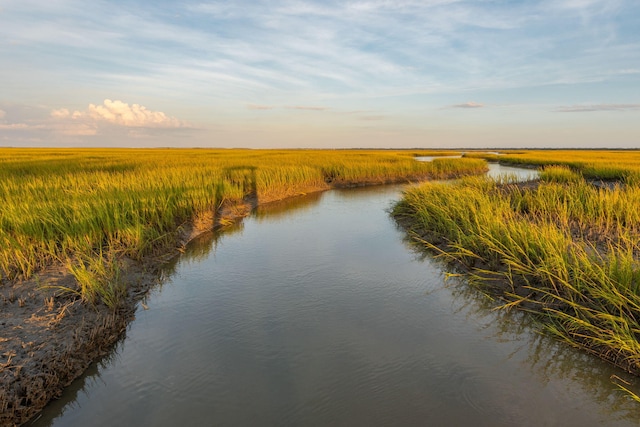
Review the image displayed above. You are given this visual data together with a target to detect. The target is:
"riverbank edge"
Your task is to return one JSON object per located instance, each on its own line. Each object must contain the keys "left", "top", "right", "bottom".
{"left": 1, "top": 169, "right": 485, "bottom": 426}
{"left": 391, "top": 176, "right": 640, "bottom": 380}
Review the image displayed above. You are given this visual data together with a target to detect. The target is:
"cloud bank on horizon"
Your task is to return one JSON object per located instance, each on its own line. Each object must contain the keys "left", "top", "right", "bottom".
{"left": 1, "top": 0, "right": 639, "bottom": 148}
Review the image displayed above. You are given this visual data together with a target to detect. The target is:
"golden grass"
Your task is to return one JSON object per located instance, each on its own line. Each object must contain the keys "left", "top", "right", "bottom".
{"left": 0, "top": 148, "right": 486, "bottom": 307}
{"left": 394, "top": 153, "right": 640, "bottom": 376}
{"left": 469, "top": 150, "right": 640, "bottom": 182}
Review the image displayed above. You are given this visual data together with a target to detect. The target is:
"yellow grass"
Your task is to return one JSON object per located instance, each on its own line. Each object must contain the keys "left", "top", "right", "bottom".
{"left": 0, "top": 148, "right": 486, "bottom": 306}
{"left": 395, "top": 150, "right": 640, "bottom": 377}
{"left": 473, "top": 150, "right": 640, "bottom": 182}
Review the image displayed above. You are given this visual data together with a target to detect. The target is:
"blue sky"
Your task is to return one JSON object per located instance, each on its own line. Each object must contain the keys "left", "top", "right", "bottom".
{"left": 1, "top": 0, "right": 639, "bottom": 148}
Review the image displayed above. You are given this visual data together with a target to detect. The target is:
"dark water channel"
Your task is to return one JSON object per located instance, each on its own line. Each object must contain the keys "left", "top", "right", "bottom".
{"left": 31, "top": 165, "right": 640, "bottom": 426}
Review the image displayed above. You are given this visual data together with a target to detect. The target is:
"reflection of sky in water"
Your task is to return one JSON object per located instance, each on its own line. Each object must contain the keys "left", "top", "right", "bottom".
{"left": 414, "top": 155, "right": 463, "bottom": 162}
{"left": 416, "top": 155, "right": 539, "bottom": 182}
{"left": 487, "top": 162, "right": 539, "bottom": 181}
{"left": 33, "top": 171, "right": 638, "bottom": 427}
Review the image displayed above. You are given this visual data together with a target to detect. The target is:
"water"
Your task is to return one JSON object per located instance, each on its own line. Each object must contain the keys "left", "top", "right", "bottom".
{"left": 414, "top": 155, "right": 463, "bottom": 162}
{"left": 30, "top": 168, "right": 640, "bottom": 426}
{"left": 486, "top": 162, "right": 538, "bottom": 181}
{"left": 415, "top": 156, "right": 538, "bottom": 182}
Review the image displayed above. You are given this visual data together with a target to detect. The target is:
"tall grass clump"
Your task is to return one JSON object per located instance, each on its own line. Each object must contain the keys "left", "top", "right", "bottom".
{"left": 539, "top": 165, "right": 583, "bottom": 183}
{"left": 64, "top": 249, "right": 126, "bottom": 309}
{"left": 0, "top": 148, "right": 486, "bottom": 306}
{"left": 394, "top": 173, "right": 640, "bottom": 374}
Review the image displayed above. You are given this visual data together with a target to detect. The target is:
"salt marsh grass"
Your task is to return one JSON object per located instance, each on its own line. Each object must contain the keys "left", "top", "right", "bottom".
{"left": 0, "top": 148, "right": 485, "bottom": 306}
{"left": 394, "top": 152, "right": 640, "bottom": 375}
{"left": 482, "top": 150, "right": 640, "bottom": 183}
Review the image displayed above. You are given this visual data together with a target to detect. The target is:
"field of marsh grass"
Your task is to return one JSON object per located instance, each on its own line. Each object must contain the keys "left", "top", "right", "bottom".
{"left": 0, "top": 147, "right": 487, "bottom": 425}
{"left": 466, "top": 149, "right": 640, "bottom": 184}
{"left": 0, "top": 148, "right": 485, "bottom": 307}
{"left": 394, "top": 156, "right": 640, "bottom": 384}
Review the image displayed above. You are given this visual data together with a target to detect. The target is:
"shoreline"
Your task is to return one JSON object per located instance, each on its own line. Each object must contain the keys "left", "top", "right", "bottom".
{"left": 1, "top": 190, "right": 308, "bottom": 426}
{"left": 392, "top": 175, "right": 640, "bottom": 380}
{"left": 1, "top": 170, "right": 484, "bottom": 426}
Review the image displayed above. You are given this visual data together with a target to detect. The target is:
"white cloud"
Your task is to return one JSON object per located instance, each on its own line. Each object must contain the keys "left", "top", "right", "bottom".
{"left": 51, "top": 99, "right": 188, "bottom": 128}
{"left": 0, "top": 109, "right": 5, "bottom": 119}
{"left": 556, "top": 103, "right": 640, "bottom": 112}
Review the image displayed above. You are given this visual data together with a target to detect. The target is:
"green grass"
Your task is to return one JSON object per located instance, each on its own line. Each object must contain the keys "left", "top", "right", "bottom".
{"left": 394, "top": 161, "right": 640, "bottom": 375}
{"left": 0, "top": 148, "right": 487, "bottom": 307}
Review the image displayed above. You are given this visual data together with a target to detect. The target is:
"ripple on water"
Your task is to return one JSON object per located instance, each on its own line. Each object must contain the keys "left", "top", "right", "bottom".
{"left": 31, "top": 174, "right": 640, "bottom": 427}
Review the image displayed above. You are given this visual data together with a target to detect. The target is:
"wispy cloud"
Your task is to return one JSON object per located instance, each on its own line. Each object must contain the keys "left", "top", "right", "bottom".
{"left": 3, "top": 0, "right": 638, "bottom": 106}
{"left": 2, "top": 1, "right": 640, "bottom": 148}
{"left": 617, "top": 69, "right": 640, "bottom": 75}
{"left": 50, "top": 122, "right": 98, "bottom": 136}
{"left": 246, "top": 104, "right": 275, "bottom": 110}
{"left": 553, "top": 0, "right": 614, "bottom": 11}
{"left": 451, "top": 102, "right": 484, "bottom": 108}
{"left": 0, "top": 109, "right": 5, "bottom": 119}
{"left": 556, "top": 103, "right": 640, "bottom": 112}
{"left": 285, "top": 106, "right": 330, "bottom": 111}
{"left": 0, "top": 123, "right": 29, "bottom": 130}
{"left": 247, "top": 104, "right": 330, "bottom": 111}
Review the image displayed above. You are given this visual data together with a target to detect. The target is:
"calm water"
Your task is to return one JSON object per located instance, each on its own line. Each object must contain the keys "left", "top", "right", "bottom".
{"left": 31, "top": 166, "right": 640, "bottom": 426}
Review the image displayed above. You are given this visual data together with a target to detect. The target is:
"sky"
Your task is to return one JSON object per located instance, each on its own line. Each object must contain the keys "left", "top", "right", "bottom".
{"left": 1, "top": 0, "right": 639, "bottom": 149}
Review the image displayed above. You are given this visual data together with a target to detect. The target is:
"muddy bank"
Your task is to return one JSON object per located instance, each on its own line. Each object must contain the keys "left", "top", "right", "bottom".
{"left": 1, "top": 262, "right": 154, "bottom": 426}
{"left": 0, "top": 194, "right": 278, "bottom": 426}
{"left": 1, "top": 171, "right": 486, "bottom": 426}
{"left": 393, "top": 178, "right": 640, "bottom": 378}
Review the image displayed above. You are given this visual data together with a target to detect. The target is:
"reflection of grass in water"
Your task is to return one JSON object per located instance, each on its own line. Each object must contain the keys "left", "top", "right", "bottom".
{"left": 176, "top": 219, "right": 248, "bottom": 267}
{"left": 253, "top": 190, "right": 325, "bottom": 222}
{"left": 426, "top": 266, "right": 640, "bottom": 419}
{"left": 394, "top": 163, "right": 640, "bottom": 402}
{"left": 0, "top": 148, "right": 487, "bottom": 306}
{"left": 29, "top": 331, "right": 129, "bottom": 427}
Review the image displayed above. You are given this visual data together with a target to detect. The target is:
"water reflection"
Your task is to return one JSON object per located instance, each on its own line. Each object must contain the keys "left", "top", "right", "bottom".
{"left": 403, "top": 232, "right": 640, "bottom": 420}
{"left": 27, "top": 337, "right": 126, "bottom": 426}
{"left": 30, "top": 173, "right": 638, "bottom": 427}
{"left": 253, "top": 190, "right": 325, "bottom": 222}
{"left": 415, "top": 155, "right": 463, "bottom": 162}
{"left": 486, "top": 162, "right": 538, "bottom": 181}
{"left": 445, "top": 276, "right": 640, "bottom": 419}
{"left": 416, "top": 155, "right": 539, "bottom": 182}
